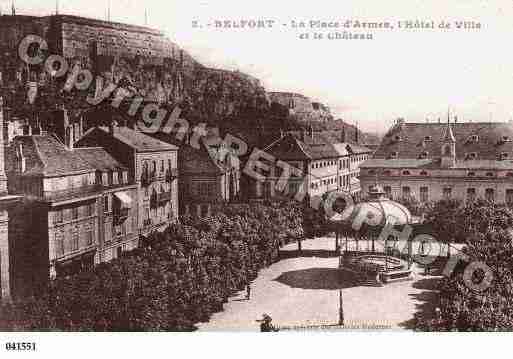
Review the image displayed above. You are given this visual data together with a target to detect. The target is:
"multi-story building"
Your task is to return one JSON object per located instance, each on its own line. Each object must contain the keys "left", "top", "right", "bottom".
{"left": 0, "top": 97, "right": 21, "bottom": 301}
{"left": 5, "top": 132, "right": 137, "bottom": 296}
{"left": 153, "top": 128, "right": 240, "bottom": 217}
{"left": 76, "top": 124, "right": 179, "bottom": 235}
{"left": 249, "top": 129, "right": 371, "bottom": 205}
{"left": 360, "top": 118, "right": 513, "bottom": 205}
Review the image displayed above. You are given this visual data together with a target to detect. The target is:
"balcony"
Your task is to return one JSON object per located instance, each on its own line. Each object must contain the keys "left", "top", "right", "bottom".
{"left": 113, "top": 207, "right": 129, "bottom": 224}
{"left": 158, "top": 191, "right": 172, "bottom": 204}
{"left": 42, "top": 185, "right": 104, "bottom": 203}
{"left": 165, "top": 168, "right": 178, "bottom": 183}
{"left": 141, "top": 171, "right": 157, "bottom": 187}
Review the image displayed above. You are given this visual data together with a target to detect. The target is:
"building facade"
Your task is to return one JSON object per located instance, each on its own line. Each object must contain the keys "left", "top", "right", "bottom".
{"left": 249, "top": 129, "right": 371, "bottom": 205}
{"left": 360, "top": 119, "right": 513, "bottom": 205}
{"left": 76, "top": 124, "right": 179, "bottom": 236}
{"left": 153, "top": 128, "right": 240, "bottom": 217}
{"left": 5, "top": 133, "right": 137, "bottom": 296}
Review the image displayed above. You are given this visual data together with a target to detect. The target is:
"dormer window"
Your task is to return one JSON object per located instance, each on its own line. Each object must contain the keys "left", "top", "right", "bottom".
{"left": 402, "top": 170, "right": 411, "bottom": 176}
{"left": 389, "top": 151, "right": 398, "bottom": 159}
{"left": 468, "top": 172, "right": 475, "bottom": 177}
{"left": 420, "top": 170, "right": 428, "bottom": 176}
{"left": 368, "top": 169, "right": 376, "bottom": 175}
{"left": 468, "top": 135, "right": 479, "bottom": 143}
{"left": 486, "top": 172, "right": 495, "bottom": 177}
{"left": 466, "top": 152, "right": 478, "bottom": 160}
{"left": 395, "top": 135, "right": 402, "bottom": 142}
{"left": 419, "top": 151, "right": 429, "bottom": 159}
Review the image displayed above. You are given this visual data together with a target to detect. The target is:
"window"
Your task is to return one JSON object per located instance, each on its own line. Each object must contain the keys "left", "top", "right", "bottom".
{"left": 468, "top": 172, "right": 475, "bottom": 177}
{"left": 507, "top": 189, "right": 513, "bottom": 205}
{"left": 86, "top": 203, "right": 94, "bottom": 217}
{"left": 486, "top": 172, "right": 495, "bottom": 177}
{"left": 383, "top": 170, "right": 392, "bottom": 176}
{"left": 402, "top": 170, "right": 411, "bottom": 176}
{"left": 368, "top": 169, "right": 376, "bottom": 175}
{"left": 420, "top": 170, "right": 428, "bottom": 176}
{"left": 72, "top": 207, "right": 79, "bottom": 220}
{"left": 72, "top": 232, "right": 79, "bottom": 252}
{"left": 54, "top": 209, "right": 63, "bottom": 225}
{"left": 263, "top": 182, "right": 272, "bottom": 198}
{"left": 424, "top": 136, "right": 432, "bottom": 141}
{"left": 420, "top": 187, "right": 428, "bottom": 202}
{"left": 402, "top": 186, "right": 411, "bottom": 200}
{"left": 384, "top": 186, "right": 392, "bottom": 198}
{"left": 485, "top": 188, "right": 495, "bottom": 202}
{"left": 104, "top": 196, "right": 109, "bottom": 212}
{"left": 470, "top": 135, "right": 479, "bottom": 143}
{"left": 507, "top": 172, "right": 513, "bottom": 178}
{"left": 117, "top": 246, "right": 123, "bottom": 259}
{"left": 466, "top": 152, "right": 478, "bottom": 160}
{"left": 55, "top": 233, "right": 64, "bottom": 257}
{"left": 443, "top": 187, "right": 452, "bottom": 199}
{"left": 389, "top": 152, "right": 398, "bottom": 159}
{"left": 467, "top": 188, "right": 476, "bottom": 202}
{"left": 161, "top": 160, "right": 165, "bottom": 172}
{"left": 118, "top": 171, "right": 123, "bottom": 184}
{"left": 85, "top": 229, "right": 94, "bottom": 246}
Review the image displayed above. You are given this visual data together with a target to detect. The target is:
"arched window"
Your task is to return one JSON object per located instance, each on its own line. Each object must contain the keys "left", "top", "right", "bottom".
{"left": 420, "top": 170, "right": 428, "bottom": 176}
{"left": 467, "top": 172, "right": 475, "bottom": 177}
{"left": 402, "top": 170, "right": 411, "bottom": 176}
{"left": 443, "top": 145, "right": 452, "bottom": 156}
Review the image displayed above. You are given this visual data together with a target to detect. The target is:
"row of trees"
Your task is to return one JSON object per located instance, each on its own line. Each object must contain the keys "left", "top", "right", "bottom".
{"left": 417, "top": 199, "right": 513, "bottom": 331}
{"left": 0, "top": 202, "right": 303, "bottom": 331}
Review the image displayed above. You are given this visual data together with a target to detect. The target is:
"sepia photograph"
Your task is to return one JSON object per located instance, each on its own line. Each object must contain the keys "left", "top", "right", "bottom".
{"left": 0, "top": 0, "right": 512, "bottom": 357}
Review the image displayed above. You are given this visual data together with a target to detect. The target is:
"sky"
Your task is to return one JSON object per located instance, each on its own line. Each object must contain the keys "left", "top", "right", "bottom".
{"left": 2, "top": 0, "right": 513, "bottom": 134}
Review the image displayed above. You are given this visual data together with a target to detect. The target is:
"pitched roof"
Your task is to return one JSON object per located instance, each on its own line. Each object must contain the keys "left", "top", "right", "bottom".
{"left": 8, "top": 135, "right": 96, "bottom": 177}
{"left": 264, "top": 132, "right": 371, "bottom": 161}
{"left": 81, "top": 126, "right": 178, "bottom": 152}
{"left": 373, "top": 121, "right": 513, "bottom": 163}
{"left": 74, "top": 147, "right": 127, "bottom": 172}
{"left": 150, "top": 132, "right": 230, "bottom": 175}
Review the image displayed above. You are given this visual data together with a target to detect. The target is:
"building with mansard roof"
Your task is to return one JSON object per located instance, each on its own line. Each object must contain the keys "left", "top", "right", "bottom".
{"left": 360, "top": 118, "right": 513, "bottom": 205}
{"left": 5, "top": 132, "right": 138, "bottom": 296}
{"left": 246, "top": 128, "right": 372, "bottom": 205}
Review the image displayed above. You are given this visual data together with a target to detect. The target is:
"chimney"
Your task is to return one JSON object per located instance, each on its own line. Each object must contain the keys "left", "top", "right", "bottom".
{"left": 341, "top": 125, "right": 346, "bottom": 143}
{"left": 355, "top": 123, "right": 359, "bottom": 144}
{"left": 66, "top": 125, "right": 74, "bottom": 150}
{"left": 17, "top": 143, "right": 26, "bottom": 173}
{"left": 108, "top": 121, "right": 115, "bottom": 136}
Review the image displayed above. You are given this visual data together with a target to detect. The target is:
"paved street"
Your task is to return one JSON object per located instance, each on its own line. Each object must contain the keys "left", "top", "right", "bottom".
{"left": 196, "top": 237, "right": 441, "bottom": 331}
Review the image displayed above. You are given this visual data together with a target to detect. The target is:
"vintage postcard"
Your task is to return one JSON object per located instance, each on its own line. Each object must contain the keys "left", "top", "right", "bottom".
{"left": 0, "top": 0, "right": 511, "bottom": 357}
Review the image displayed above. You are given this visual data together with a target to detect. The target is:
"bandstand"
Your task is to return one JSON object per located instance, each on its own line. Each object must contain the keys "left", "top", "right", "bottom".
{"left": 330, "top": 184, "right": 415, "bottom": 285}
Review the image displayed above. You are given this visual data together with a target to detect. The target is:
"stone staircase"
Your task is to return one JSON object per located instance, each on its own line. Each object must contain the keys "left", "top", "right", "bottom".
{"left": 356, "top": 272, "right": 383, "bottom": 287}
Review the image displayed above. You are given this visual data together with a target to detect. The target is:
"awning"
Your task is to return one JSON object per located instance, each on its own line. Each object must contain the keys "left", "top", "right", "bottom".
{"left": 114, "top": 191, "right": 132, "bottom": 208}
